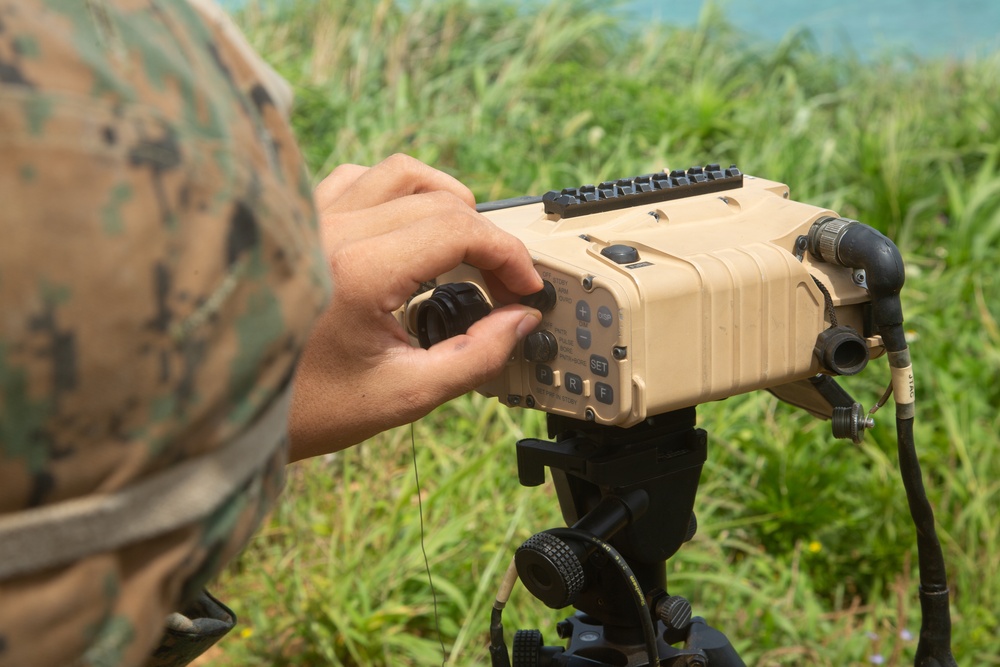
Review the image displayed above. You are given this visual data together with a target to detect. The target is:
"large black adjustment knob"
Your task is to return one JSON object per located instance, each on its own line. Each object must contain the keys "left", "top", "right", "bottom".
{"left": 515, "top": 532, "right": 585, "bottom": 609}
{"left": 416, "top": 282, "right": 491, "bottom": 349}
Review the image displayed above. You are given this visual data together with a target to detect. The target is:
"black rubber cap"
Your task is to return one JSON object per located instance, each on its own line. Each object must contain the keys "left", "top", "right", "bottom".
{"left": 814, "top": 325, "right": 869, "bottom": 376}
{"left": 416, "top": 282, "right": 491, "bottom": 348}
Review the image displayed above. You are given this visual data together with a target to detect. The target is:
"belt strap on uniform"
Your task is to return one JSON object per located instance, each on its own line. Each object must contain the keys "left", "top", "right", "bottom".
{"left": 0, "top": 384, "right": 293, "bottom": 580}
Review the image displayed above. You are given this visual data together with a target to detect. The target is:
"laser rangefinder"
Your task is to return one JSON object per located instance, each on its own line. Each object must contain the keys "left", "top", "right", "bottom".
{"left": 403, "top": 165, "right": 882, "bottom": 428}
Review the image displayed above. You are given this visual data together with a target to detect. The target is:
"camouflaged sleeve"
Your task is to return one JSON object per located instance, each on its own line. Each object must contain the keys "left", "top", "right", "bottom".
{"left": 0, "top": 1, "right": 331, "bottom": 665}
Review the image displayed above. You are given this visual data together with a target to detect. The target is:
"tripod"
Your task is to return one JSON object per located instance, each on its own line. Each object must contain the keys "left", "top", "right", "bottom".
{"left": 504, "top": 407, "right": 745, "bottom": 667}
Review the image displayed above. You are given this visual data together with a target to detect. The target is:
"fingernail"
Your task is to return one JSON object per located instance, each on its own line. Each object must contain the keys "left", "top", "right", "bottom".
{"left": 516, "top": 311, "right": 542, "bottom": 339}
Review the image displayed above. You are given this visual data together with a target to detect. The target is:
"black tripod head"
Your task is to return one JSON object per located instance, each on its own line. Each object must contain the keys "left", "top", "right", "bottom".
{"left": 502, "top": 408, "right": 746, "bottom": 667}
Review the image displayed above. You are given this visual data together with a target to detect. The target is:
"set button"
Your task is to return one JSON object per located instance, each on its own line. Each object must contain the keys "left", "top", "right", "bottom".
{"left": 589, "top": 355, "right": 609, "bottom": 377}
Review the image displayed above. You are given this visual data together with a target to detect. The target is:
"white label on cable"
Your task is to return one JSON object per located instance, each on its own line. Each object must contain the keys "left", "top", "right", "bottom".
{"left": 892, "top": 365, "right": 915, "bottom": 405}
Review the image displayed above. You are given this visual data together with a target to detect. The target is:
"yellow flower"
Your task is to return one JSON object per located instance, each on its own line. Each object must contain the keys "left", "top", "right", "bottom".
{"left": 808, "top": 540, "right": 823, "bottom": 554}
{"left": 240, "top": 628, "right": 254, "bottom": 639}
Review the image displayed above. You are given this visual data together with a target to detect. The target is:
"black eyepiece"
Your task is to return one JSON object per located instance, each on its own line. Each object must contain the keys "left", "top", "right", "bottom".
{"left": 814, "top": 325, "right": 869, "bottom": 376}
{"left": 416, "top": 282, "right": 492, "bottom": 349}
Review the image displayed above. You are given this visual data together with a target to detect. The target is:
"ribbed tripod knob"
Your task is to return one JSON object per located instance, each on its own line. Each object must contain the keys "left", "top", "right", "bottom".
{"left": 657, "top": 595, "right": 693, "bottom": 632}
{"left": 515, "top": 532, "right": 585, "bottom": 609}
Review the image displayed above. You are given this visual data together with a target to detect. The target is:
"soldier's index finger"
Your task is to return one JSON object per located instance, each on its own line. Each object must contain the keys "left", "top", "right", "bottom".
{"left": 324, "top": 154, "right": 476, "bottom": 213}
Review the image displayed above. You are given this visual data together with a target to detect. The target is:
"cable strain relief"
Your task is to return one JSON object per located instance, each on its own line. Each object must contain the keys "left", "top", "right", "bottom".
{"left": 915, "top": 586, "right": 958, "bottom": 667}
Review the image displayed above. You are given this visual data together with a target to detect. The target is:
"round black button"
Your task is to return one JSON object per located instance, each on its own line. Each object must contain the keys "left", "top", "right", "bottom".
{"left": 600, "top": 244, "right": 640, "bottom": 264}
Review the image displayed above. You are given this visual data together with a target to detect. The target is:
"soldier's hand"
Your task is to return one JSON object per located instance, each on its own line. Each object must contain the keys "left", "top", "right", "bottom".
{"left": 288, "top": 154, "right": 542, "bottom": 461}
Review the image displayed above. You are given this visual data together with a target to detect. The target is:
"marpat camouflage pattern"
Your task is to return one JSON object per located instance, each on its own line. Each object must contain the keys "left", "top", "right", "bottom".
{"left": 0, "top": 0, "right": 331, "bottom": 665}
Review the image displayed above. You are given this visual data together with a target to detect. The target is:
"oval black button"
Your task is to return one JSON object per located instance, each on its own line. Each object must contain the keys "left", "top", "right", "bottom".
{"left": 600, "top": 244, "right": 640, "bottom": 264}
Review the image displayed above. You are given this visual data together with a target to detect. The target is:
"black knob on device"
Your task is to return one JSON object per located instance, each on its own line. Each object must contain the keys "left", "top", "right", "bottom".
{"left": 520, "top": 280, "right": 558, "bottom": 312}
{"left": 515, "top": 532, "right": 585, "bottom": 609}
{"left": 416, "top": 282, "right": 492, "bottom": 349}
{"left": 512, "top": 629, "right": 544, "bottom": 667}
{"left": 523, "top": 331, "right": 558, "bottom": 363}
{"left": 657, "top": 595, "right": 693, "bottom": 632}
{"left": 832, "top": 403, "right": 875, "bottom": 444}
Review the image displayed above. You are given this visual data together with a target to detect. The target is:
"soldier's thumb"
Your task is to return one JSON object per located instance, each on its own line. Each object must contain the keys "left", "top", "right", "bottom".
{"left": 421, "top": 305, "right": 541, "bottom": 394}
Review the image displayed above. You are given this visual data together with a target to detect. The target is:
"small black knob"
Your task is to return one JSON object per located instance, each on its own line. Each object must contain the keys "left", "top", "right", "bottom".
{"left": 520, "top": 280, "right": 558, "bottom": 312}
{"left": 684, "top": 512, "right": 698, "bottom": 542}
{"left": 657, "top": 595, "right": 693, "bottom": 632}
{"left": 523, "top": 331, "right": 558, "bottom": 363}
{"left": 832, "top": 403, "right": 875, "bottom": 444}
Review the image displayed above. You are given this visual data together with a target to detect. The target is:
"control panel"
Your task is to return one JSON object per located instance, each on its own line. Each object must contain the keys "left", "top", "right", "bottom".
{"left": 524, "top": 269, "right": 626, "bottom": 423}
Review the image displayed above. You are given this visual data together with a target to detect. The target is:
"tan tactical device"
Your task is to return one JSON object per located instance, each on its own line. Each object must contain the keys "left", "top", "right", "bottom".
{"left": 411, "top": 169, "right": 958, "bottom": 666}
{"left": 404, "top": 165, "right": 882, "bottom": 427}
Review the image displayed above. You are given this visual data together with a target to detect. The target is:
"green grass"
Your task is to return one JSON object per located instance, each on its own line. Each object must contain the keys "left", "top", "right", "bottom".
{"left": 205, "top": 1, "right": 1000, "bottom": 664}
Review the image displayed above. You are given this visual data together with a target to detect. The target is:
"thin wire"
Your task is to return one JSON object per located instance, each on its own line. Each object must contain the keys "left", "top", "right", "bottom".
{"left": 870, "top": 381, "right": 894, "bottom": 416}
{"left": 411, "top": 423, "right": 447, "bottom": 666}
